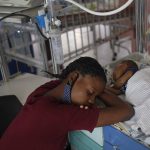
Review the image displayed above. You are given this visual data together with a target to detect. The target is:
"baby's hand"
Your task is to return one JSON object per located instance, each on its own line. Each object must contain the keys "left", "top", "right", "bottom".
{"left": 113, "top": 64, "right": 127, "bottom": 81}
{"left": 114, "top": 70, "right": 133, "bottom": 89}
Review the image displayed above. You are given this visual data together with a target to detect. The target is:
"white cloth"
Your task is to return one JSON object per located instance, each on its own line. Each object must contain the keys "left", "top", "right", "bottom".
{"left": 144, "top": 137, "right": 150, "bottom": 145}
{"left": 126, "top": 68, "right": 150, "bottom": 106}
{"left": 125, "top": 68, "right": 150, "bottom": 135}
{"left": 134, "top": 103, "right": 150, "bottom": 135}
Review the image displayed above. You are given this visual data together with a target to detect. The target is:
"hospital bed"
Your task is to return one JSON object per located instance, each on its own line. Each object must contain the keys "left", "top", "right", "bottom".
{"left": 0, "top": 0, "right": 149, "bottom": 149}
{"left": 103, "top": 52, "right": 150, "bottom": 150}
{"left": 0, "top": 73, "right": 51, "bottom": 104}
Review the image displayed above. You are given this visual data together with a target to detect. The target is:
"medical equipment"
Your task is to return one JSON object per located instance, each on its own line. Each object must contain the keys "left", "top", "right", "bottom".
{"left": 0, "top": 0, "right": 135, "bottom": 77}
{"left": 34, "top": 0, "right": 135, "bottom": 73}
{"left": 0, "top": 0, "right": 31, "bottom": 7}
{"left": 0, "top": 0, "right": 150, "bottom": 149}
{"left": 0, "top": 0, "right": 43, "bottom": 7}
{"left": 0, "top": 0, "right": 134, "bottom": 16}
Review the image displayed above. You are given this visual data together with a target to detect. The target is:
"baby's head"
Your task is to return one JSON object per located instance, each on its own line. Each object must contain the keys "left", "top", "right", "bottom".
{"left": 113, "top": 60, "right": 138, "bottom": 81}
{"left": 112, "top": 60, "right": 138, "bottom": 91}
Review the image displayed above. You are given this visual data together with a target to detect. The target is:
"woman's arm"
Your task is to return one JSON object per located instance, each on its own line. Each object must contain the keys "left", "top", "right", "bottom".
{"left": 96, "top": 90, "right": 134, "bottom": 127}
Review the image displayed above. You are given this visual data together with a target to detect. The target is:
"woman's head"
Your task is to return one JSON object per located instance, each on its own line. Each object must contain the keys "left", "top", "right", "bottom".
{"left": 60, "top": 57, "right": 107, "bottom": 81}
{"left": 45, "top": 57, "right": 106, "bottom": 106}
{"left": 62, "top": 57, "right": 107, "bottom": 106}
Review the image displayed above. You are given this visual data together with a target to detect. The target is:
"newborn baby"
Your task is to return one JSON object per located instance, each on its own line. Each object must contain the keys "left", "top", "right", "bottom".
{"left": 107, "top": 60, "right": 138, "bottom": 95}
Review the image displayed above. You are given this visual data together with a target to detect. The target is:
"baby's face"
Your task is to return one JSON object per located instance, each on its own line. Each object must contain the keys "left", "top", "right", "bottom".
{"left": 113, "top": 62, "right": 128, "bottom": 81}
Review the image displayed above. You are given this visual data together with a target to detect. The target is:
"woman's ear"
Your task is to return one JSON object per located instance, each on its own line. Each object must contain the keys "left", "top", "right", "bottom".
{"left": 68, "top": 71, "right": 79, "bottom": 85}
{"left": 71, "top": 71, "right": 79, "bottom": 83}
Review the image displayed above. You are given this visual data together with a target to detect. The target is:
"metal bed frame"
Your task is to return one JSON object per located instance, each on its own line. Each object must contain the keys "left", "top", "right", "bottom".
{"left": 0, "top": 0, "right": 146, "bottom": 83}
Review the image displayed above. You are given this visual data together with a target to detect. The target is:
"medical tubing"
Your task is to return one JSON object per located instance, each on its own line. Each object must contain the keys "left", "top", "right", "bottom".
{"left": 35, "top": 22, "right": 50, "bottom": 39}
{"left": 0, "top": 13, "right": 31, "bottom": 22}
{"left": 0, "top": 0, "right": 134, "bottom": 39}
{"left": 65, "top": 0, "right": 134, "bottom": 16}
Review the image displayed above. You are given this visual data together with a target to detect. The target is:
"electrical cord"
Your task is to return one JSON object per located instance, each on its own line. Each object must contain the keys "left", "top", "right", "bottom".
{"left": 0, "top": 4, "right": 44, "bottom": 21}
{"left": 0, "top": 13, "right": 49, "bottom": 40}
{"left": 35, "top": 22, "right": 50, "bottom": 40}
{"left": 0, "top": 13, "right": 31, "bottom": 22}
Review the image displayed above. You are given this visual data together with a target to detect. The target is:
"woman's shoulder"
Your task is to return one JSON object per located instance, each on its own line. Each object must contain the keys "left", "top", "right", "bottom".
{"left": 25, "top": 80, "right": 61, "bottom": 105}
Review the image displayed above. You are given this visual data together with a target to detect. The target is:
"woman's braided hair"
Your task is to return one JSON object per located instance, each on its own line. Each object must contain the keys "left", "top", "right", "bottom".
{"left": 45, "top": 57, "right": 107, "bottom": 83}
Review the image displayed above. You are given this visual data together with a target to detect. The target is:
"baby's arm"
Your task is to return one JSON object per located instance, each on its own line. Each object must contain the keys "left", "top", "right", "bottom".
{"left": 105, "top": 86, "right": 122, "bottom": 95}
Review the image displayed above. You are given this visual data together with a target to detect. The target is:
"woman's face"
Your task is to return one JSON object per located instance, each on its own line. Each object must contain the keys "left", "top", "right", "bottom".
{"left": 71, "top": 74, "right": 105, "bottom": 106}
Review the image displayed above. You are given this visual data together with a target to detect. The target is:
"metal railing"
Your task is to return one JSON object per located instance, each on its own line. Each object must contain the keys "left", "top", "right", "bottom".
{"left": 0, "top": 0, "right": 135, "bottom": 82}
{"left": 58, "top": 0, "right": 135, "bottom": 62}
{"left": 0, "top": 22, "right": 49, "bottom": 81}
{"left": 137, "top": 0, "right": 150, "bottom": 54}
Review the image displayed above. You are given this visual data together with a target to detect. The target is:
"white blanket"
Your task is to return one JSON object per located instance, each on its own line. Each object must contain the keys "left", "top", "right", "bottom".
{"left": 125, "top": 68, "right": 150, "bottom": 135}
